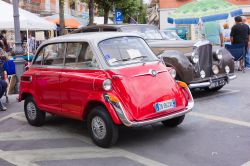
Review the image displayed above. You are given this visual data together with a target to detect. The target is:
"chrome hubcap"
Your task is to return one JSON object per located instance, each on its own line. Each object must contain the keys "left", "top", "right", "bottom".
{"left": 91, "top": 116, "right": 107, "bottom": 140}
{"left": 26, "top": 102, "right": 37, "bottom": 120}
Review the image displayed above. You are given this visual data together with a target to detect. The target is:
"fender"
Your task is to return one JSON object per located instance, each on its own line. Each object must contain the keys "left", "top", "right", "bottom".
{"left": 158, "top": 50, "right": 195, "bottom": 83}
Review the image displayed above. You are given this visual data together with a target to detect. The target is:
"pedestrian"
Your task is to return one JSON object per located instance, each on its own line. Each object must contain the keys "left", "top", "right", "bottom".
{"left": 0, "top": 30, "right": 9, "bottom": 52}
{"left": 27, "top": 33, "right": 35, "bottom": 54}
{"left": 202, "top": 21, "right": 224, "bottom": 46}
{"left": 2, "top": 55, "right": 16, "bottom": 94}
{"left": 0, "top": 54, "right": 8, "bottom": 111}
{"left": 223, "top": 23, "right": 231, "bottom": 45}
{"left": 230, "top": 16, "right": 250, "bottom": 70}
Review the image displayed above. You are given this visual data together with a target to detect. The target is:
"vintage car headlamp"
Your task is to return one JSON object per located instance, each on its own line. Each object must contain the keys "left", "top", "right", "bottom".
{"left": 212, "top": 65, "right": 219, "bottom": 75}
{"left": 216, "top": 49, "right": 223, "bottom": 60}
{"left": 200, "top": 70, "right": 206, "bottom": 79}
{"left": 225, "top": 65, "right": 230, "bottom": 74}
{"left": 170, "top": 69, "right": 176, "bottom": 78}
{"left": 103, "top": 79, "right": 112, "bottom": 91}
{"left": 191, "top": 52, "right": 199, "bottom": 64}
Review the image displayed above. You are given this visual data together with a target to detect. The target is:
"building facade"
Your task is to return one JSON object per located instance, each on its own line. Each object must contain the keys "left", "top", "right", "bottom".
{"left": 3, "top": 0, "right": 88, "bottom": 16}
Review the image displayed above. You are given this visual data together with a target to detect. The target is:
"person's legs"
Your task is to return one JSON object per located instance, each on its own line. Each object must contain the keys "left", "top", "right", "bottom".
{"left": 0, "top": 80, "right": 7, "bottom": 111}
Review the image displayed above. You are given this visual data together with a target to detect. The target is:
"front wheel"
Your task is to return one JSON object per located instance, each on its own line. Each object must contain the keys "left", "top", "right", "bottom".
{"left": 162, "top": 115, "right": 185, "bottom": 127}
{"left": 24, "top": 96, "right": 46, "bottom": 127}
{"left": 87, "top": 106, "right": 119, "bottom": 148}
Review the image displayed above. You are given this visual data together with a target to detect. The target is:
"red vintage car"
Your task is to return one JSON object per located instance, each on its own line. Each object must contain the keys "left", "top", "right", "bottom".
{"left": 18, "top": 32, "right": 194, "bottom": 147}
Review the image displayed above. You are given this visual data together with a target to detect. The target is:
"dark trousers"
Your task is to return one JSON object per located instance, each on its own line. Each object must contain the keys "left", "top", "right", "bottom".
{"left": 0, "top": 80, "right": 7, "bottom": 98}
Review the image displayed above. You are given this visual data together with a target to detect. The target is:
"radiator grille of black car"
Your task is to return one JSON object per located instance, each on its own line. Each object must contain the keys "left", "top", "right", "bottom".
{"left": 197, "top": 44, "right": 213, "bottom": 77}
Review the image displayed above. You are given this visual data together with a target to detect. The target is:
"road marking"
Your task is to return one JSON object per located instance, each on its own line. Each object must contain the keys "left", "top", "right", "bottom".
{"left": 0, "top": 113, "right": 168, "bottom": 166}
{"left": 190, "top": 112, "right": 250, "bottom": 128}
{"left": 0, "top": 147, "right": 168, "bottom": 166}
{"left": 194, "top": 89, "right": 240, "bottom": 102}
{"left": 242, "top": 161, "right": 250, "bottom": 166}
{"left": 0, "top": 112, "right": 23, "bottom": 122}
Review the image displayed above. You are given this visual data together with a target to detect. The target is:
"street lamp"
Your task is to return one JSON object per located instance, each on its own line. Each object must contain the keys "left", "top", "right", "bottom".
{"left": 12, "top": 0, "right": 25, "bottom": 93}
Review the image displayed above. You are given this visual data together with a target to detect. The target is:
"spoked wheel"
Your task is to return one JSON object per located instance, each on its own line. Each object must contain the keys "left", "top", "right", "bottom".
{"left": 87, "top": 106, "right": 118, "bottom": 148}
{"left": 162, "top": 115, "right": 185, "bottom": 127}
{"left": 24, "top": 96, "right": 46, "bottom": 127}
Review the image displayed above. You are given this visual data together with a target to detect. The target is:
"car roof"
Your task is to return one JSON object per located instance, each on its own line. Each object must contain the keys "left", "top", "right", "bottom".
{"left": 42, "top": 32, "right": 141, "bottom": 45}
{"left": 73, "top": 24, "right": 157, "bottom": 33}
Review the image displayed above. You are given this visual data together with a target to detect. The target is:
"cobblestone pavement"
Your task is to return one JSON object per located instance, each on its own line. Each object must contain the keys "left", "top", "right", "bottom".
{"left": 0, "top": 70, "right": 250, "bottom": 166}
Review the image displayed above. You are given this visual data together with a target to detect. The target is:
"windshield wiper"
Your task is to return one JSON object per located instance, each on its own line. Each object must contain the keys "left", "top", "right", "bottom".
{"left": 131, "top": 55, "right": 147, "bottom": 60}
{"left": 112, "top": 57, "right": 131, "bottom": 63}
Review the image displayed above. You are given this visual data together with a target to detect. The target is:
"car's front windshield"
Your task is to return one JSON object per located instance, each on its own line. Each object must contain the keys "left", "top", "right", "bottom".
{"left": 161, "top": 31, "right": 181, "bottom": 40}
{"left": 120, "top": 26, "right": 163, "bottom": 40}
{"left": 99, "top": 37, "right": 159, "bottom": 67}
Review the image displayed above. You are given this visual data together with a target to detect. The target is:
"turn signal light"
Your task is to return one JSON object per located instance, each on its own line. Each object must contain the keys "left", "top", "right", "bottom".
{"left": 108, "top": 94, "right": 120, "bottom": 103}
{"left": 178, "top": 81, "right": 188, "bottom": 88}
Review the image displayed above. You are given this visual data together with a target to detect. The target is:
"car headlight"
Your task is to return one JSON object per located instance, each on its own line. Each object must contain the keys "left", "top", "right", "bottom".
{"left": 212, "top": 65, "right": 219, "bottom": 75}
{"left": 170, "top": 69, "right": 176, "bottom": 78}
{"left": 200, "top": 70, "right": 206, "bottom": 78}
{"left": 216, "top": 49, "right": 223, "bottom": 60}
{"left": 225, "top": 65, "right": 230, "bottom": 74}
{"left": 103, "top": 79, "right": 112, "bottom": 91}
{"left": 191, "top": 52, "right": 199, "bottom": 64}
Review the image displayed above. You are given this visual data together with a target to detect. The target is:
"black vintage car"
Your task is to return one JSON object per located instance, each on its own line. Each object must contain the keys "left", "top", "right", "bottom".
{"left": 73, "top": 24, "right": 236, "bottom": 91}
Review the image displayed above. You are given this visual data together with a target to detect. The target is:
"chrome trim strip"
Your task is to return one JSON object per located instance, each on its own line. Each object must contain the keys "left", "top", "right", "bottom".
{"left": 133, "top": 70, "right": 168, "bottom": 77}
{"left": 110, "top": 90, "right": 194, "bottom": 127}
{"left": 188, "top": 82, "right": 211, "bottom": 89}
{"left": 228, "top": 74, "right": 237, "bottom": 81}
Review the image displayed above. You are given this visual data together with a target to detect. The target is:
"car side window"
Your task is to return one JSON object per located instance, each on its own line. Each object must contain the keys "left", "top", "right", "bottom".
{"left": 65, "top": 42, "right": 99, "bottom": 69}
{"left": 43, "top": 43, "right": 65, "bottom": 66}
{"left": 33, "top": 48, "right": 44, "bottom": 65}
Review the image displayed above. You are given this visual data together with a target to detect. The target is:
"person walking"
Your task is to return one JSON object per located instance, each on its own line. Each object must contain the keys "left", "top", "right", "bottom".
{"left": 0, "top": 53, "right": 8, "bottom": 111}
{"left": 230, "top": 16, "right": 250, "bottom": 70}
{"left": 0, "top": 30, "right": 9, "bottom": 52}
{"left": 202, "top": 21, "right": 224, "bottom": 46}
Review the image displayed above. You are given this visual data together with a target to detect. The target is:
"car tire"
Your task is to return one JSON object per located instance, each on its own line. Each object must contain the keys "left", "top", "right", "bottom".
{"left": 162, "top": 115, "right": 185, "bottom": 127}
{"left": 24, "top": 96, "right": 46, "bottom": 127}
{"left": 205, "top": 85, "right": 224, "bottom": 92}
{"left": 87, "top": 106, "right": 119, "bottom": 148}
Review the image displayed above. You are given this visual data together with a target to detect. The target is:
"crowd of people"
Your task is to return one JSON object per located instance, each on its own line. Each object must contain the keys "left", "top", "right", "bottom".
{"left": 0, "top": 30, "right": 17, "bottom": 111}
{"left": 202, "top": 16, "right": 250, "bottom": 70}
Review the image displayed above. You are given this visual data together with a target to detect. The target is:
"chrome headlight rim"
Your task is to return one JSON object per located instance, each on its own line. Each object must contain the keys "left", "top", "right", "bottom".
{"left": 212, "top": 65, "right": 220, "bottom": 75}
{"left": 216, "top": 49, "right": 223, "bottom": 60}
{"left": 170, "top": 68, "right": 177, "bottom": 78}
{"left": 103, "top": 79, "right": 112, "bottom": 91}
{"left": 225, "top": 65, "right": 230, "bottom": 74}
{"left": 191, "top": 52, "right": 199, "bottom": 64}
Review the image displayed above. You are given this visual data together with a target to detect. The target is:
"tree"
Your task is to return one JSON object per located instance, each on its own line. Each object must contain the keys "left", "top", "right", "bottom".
{"left": 88, "top": 0, "right": 94, "bottom": 25}
{"left": 95, "top": 0, "right": 115, "bottom": 24}
{"left": 59, "top": 0, "right": 65, "bottom": 35}
{"left": 81, "top": 0, "right": 94, "bottom": 26}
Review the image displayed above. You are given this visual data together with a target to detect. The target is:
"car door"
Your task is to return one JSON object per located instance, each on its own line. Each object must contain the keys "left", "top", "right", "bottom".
{"left": 60, "top": 42, "right": 103, "bottom": 118}
{"left": 33, "top": 43, "right": 65, "bottom": 113}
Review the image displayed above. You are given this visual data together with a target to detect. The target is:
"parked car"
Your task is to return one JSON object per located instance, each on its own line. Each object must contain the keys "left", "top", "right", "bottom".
{"left": 160, "top": 29, "right": 183, "bottom": 40}
{"left": 73, "top": 24, "right": 236, "bottom": 91}
{"left": 18, "top": 32, "right": 194, "bottom": 148}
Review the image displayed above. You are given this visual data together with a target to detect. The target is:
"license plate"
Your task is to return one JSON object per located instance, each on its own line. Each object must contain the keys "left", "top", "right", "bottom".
{"left": 210, "top": 79, "right": 226, "bottom": 88}
{"left": 154, "top": 99, "right": 176, "bottom": 112}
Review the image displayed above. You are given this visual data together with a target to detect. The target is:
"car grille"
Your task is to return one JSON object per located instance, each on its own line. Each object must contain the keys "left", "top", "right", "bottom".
{"left": 197, "top": 44, "right": 213, "bottom": 77}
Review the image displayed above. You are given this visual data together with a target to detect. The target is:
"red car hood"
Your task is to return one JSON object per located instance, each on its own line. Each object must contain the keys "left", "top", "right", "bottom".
{"left": 106, "top": 62, "right": 188, "bottom": 121}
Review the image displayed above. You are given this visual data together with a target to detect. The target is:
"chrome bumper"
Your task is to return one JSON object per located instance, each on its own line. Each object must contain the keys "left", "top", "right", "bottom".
{"left": 188, "top": 74, "right": 237, "bottom": 89}
{"left": 106, "top": 93, "right": 194, "bottom": 127}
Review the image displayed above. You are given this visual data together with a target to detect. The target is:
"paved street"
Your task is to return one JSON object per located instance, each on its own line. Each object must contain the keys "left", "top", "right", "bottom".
{"left": 0, "top": 70, "right": 250, "bottom": 166}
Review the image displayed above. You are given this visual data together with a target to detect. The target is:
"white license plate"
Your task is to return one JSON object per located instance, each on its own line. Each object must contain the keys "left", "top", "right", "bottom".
{"left": 210, "top": 79, "right": 226, "bottom": 88}
{"left": 154, "top": 99, "right": 176, "bottom": 112}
